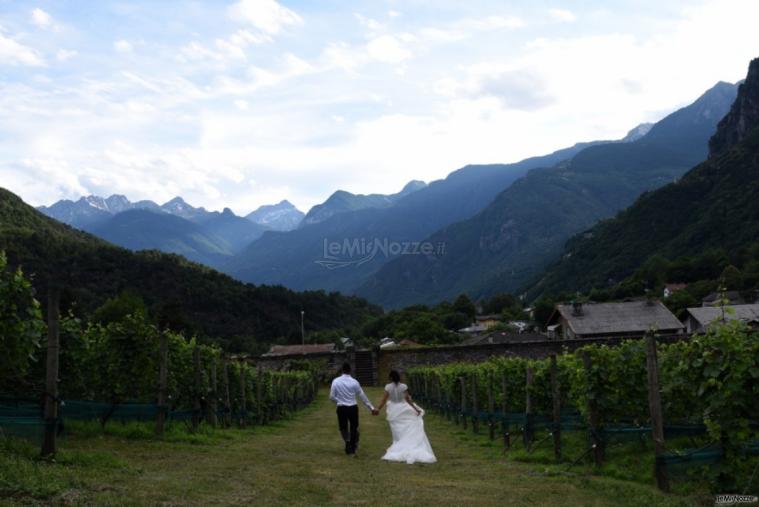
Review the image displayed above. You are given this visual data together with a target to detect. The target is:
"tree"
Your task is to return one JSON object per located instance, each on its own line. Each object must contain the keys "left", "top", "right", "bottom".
{"left": 92, "top": 290, "right": 148, "bottom": 325}
{"left": 483, "top": 293, "right": 517, "bottom": 314}
{"left": 720, "top": 265, "right": 743, "bottom": 290}
{"left": 0, "top": 251, "right": 45, "bottom": 389}
{"left": 532, "top": 297, "right": 555, "bottom": 329}
{"left": 452, "top": 294, "right": 476, "bottom": 320}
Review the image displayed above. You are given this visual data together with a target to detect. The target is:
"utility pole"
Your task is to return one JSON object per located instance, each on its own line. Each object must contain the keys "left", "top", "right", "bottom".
{"left": 300, "top": 310, "right": 305, "bottom": 345}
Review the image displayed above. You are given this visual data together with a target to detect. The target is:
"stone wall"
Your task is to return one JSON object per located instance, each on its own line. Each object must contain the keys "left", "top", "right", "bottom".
{"left": 376, "top": 334, "right": 686, "bottom": 384}
{"left": 253, "top": 351, "right": 348, "bottom": 383}
{"left": 252, "top": 335, "right": 686, "bottom": 386}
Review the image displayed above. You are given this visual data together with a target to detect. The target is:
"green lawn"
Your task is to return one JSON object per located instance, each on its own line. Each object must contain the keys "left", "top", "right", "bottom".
{"left": 2, "top": 388, "right": 700, "bottom": 506}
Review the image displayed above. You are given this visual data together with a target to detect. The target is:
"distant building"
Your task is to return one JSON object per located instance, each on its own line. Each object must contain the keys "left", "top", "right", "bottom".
{"left": 684, "top": 304, "right": 759, "bottom": 333}
{"left": 546, "top": 301, "right": 684, "bottom": 340}
{"left": 263, "top": 343, "right": 336, "bottom": 357}
{"left": 379, "top": 337, "right": 396, "bottom": 349}
{"left": 458, "top": 323, "right": 489, "bottom": 334}
{"left": 702, "top": 291, "right": 745, "bottom": 307}
{"left": 475, "top": 314, "right": 502, "bottom": 330}
{"left": 663, "top": 283, "right": 687, "bottom": 298}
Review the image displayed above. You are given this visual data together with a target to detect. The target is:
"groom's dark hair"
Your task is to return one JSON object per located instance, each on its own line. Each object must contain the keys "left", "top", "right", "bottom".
{"left": 342, "top": 362, "right": 351, "bottom": 374}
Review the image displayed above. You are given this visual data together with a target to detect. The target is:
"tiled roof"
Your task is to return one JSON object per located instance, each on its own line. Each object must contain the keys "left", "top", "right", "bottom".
{"left": 554, "top": 301, "right": 683, "bottom": 336}
{"left": 686, "top": 304, "right": 759, "bottom": 326}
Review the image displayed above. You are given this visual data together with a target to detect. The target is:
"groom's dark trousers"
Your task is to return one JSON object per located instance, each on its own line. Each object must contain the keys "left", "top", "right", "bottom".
{"left": 336, "top": 405, "right": 359, "bottom": 454}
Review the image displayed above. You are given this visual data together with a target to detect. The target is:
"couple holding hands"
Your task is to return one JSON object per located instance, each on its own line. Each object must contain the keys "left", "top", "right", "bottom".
{"left": 329, "top": 362, "right": 436, "bottom": 464}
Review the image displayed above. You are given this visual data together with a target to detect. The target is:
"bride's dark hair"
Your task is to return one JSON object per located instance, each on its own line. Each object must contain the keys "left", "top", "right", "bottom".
{"left": 389, "top": 370, "right": 401, "bottom": 384}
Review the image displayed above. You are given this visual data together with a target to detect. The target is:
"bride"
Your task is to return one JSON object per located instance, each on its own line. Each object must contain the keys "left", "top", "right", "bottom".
{"left": 375, "top": 370, "right": 437, "bottom": 464}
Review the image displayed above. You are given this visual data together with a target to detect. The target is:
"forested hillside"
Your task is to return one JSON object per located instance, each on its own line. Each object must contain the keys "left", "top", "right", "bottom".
{"left": 529, "top": 58, "right": 759, "bottom": 299}
{"left": 359, "top": 81, "right": 737, "bottom": 308}
{"left": 0, "top": 188, "right": 380, "bottom": 352}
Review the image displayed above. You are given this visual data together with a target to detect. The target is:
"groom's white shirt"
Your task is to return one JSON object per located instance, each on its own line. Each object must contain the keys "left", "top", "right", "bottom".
{"left": 330, "top": 374, "right": 375, "bottom": 410}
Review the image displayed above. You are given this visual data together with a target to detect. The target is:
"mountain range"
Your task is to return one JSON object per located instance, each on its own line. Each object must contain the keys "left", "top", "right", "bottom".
{"left": 358, "top": 80, "right": 738, "bottom": 307}
{"left": 527, "top": 57, "right": 759, "bottom": 299}
{"left": 223, "top": 139, "right": 613, "bottom": 294}
{"left": 38, "top": 195, "right": 304, "bottom": 268}
{"left": 30, "top": 66, "right": 752, "bottom": 311}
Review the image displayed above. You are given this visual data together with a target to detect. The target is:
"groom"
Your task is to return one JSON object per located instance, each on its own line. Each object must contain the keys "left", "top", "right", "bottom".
{"left": 329, "top": 362, "right": 378, "bottom": 456}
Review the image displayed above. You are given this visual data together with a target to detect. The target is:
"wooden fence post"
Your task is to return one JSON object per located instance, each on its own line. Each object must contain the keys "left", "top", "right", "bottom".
{"left": 256, "top": 368, "right": 264, "bottom": 426}
{"left": 550, "top": 354, "right": 562, "bottom": 461}
{"left": 487, "top": 372, "right": 495, "bottom": 441}
{"left": 155, "top": 332, "right": 169, "bottom": 436}
{"left": 524, "top": 366, "right": 534, "bottom": 450}
{"left": 582, "top": 351, "right": 604, "bottom": 466}
{"left": 41, "top": 288, "right": 60, "bottom": 457}
{"left": 239, "top": 362, "right": 247, "bottom": 428}
{"left": 222, "top": 357, "right": 232, "bottom": 428}
{"left": 192, "top": 345, "right": 202, "bottom": 432}
{"left": 502, "top": 370, "right": 510, "bottom": 449}
{"left": 460, "top": 377, "right": 467, "bottom": 430}
{"left": 646, "top": 334, "right": 670, "bottom": 492}
{"left": 471, "top": 373, "right": 479, "bottom": 434}
{"left": 209, "top": 356, "right": 218, "bottom": 428}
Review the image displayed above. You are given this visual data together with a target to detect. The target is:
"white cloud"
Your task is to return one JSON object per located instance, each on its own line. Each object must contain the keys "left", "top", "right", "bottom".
{"left": 548, "top": 8, "right": 576, "bottom": 23}
{"left": 0, "top": 31, "right": 45, "bottom": 66}
{"left": 114, "top": 39, "right": 133, "bottom": 52}
{"left": 366, "top": 35, "right": 412, "bottom": 63}
{"left": 56, "top": 49, "right": 77, "bottom": 62}
{"left": 31, "top": 8, "right": 54, "bottom": 29}
{"left": 230, "top": 0, "right": 303, "bottom": 35}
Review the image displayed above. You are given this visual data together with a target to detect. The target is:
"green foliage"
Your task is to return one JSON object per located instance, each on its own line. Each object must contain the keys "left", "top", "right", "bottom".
{"left": 0, "top": 188, "right": 382, "bottom": 353}
{"left": 410, "top": 323, "right": 759, "bottom": 491}
{"left": 0, "top": 251, "right": 45, "bottom": 390}
{"left": 532, "top": 127, "right": 759, "bottom": 300}
{"left": 91, "top": 291, "right": 148, "bottom": 325}
{"left": 452, "top": 294, "right": 476, "bottom": 320}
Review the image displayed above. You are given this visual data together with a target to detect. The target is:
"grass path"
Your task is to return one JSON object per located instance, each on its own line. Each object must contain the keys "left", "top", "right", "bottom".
{"left": 49, "top": 388, "right": 689, "bottom": 506}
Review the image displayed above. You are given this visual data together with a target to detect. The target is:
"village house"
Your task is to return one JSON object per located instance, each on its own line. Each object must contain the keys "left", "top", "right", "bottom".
{"left": 475, "top": 314, "right": 502, "bottom": 330}
{"left": 546, "top": 301, "right": 684, "bottom": 340}
{"left": 684, "top": 303, "right": 759, "bottom": 333}
{"left": 701, "top": 290, "right": 745, "bottom": 306}
{"left": 663, "top": 283, "right": 687, "bottom": 298}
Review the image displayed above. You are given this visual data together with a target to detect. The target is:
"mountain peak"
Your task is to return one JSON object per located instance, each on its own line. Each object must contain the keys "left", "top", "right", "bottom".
{"left": 709, "top": 57, "right": 759, "bottom": 157}
{"left": 621, "top": 123, "right": 654, "bottom": 143}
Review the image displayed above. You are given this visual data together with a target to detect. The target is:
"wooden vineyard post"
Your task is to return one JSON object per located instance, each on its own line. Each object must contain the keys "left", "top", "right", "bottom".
{"left": 238, "top": 363, "right": 247, "bottom": 428}
{"left": 222, "top": 357, "right": 232, "bottom": 428}
{"left": 550, "top": 354, "right": 562, "bottom": 461}
{"left": 436, "top": 376, "right": 442, "bottom": 415}
{"left": 192, "top": 345, "right": 202, "bottom": 432}
{"left": 502, "top": 371, "right": 510, "bottom": 449}
{"left": 209, "top": 356, "right": 218, "bottom": 428}
{"left": 155, "top": 331, "right": 169, "bottom": 436}
{"left": 646, "top": 333, "right": 670, "bottom": 492}
{"left": 471, "top": 373, "right": 479, "bottom": 434}
{"left": 524, "top": 366, "right": 534, "bottom": 450}
{"left": 41, "top": 288, "right": 60, "bottom": 457}
{"left": 460, "top": 377, "right": 467, "bottom": 430}
{"left": 487, "top": 372, "right": 495, "bottom": 441}
{"left": 582, "top": 351, "right": 604, "bottom": 466}
{"left": 256, "top": 368, "right": 264, "bottom": 426}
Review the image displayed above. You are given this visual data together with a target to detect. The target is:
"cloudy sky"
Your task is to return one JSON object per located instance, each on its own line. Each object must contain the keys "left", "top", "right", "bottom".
{"left": 1, "top": 0, "right": 759, "bottom": 214}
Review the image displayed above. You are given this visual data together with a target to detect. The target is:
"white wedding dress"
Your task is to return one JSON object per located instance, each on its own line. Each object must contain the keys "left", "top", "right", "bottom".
{"left": 381, "top": 382, "right": 437, "bottom": 464}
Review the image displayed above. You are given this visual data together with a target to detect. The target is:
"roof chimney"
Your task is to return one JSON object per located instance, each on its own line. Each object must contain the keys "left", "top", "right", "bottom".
{"left": 572, "top": 301, "right": 583, "bottom": 316}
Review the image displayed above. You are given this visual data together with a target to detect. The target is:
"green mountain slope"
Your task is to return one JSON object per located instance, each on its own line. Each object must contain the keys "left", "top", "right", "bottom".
{"left": 358, "top": 81, "right": 738, "bottom": 308}
{"left": 0, "top": 188, "right": 380, "bottom": 351}
{"left": 529, "top": 58, "right": 759, "bottom": 298}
